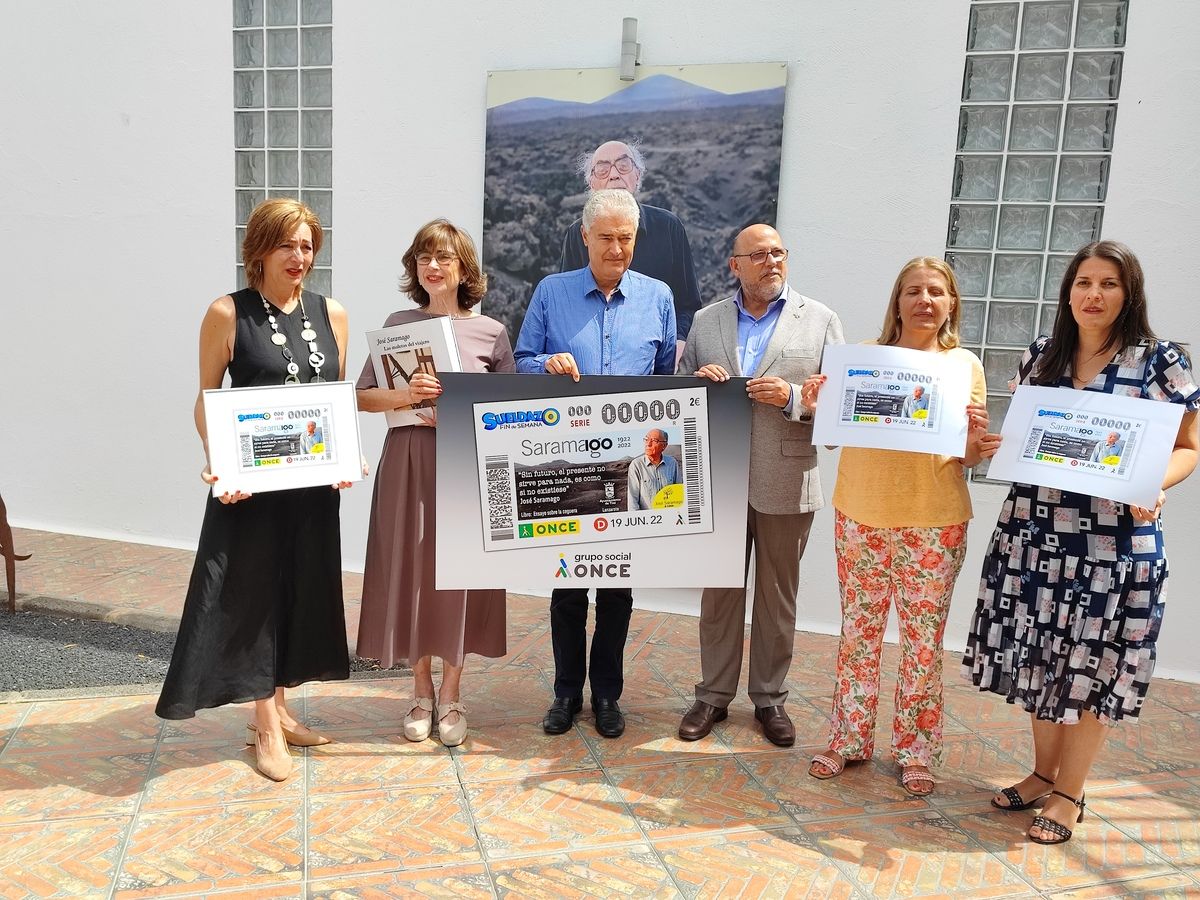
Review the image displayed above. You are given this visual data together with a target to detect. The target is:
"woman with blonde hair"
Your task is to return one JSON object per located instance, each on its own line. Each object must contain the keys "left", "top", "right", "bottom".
{"left": 803, "top": 256, "right": 998, "bottom": 795}
{"left": 356, "top": 219, "right": 513, "bottom": 747}
{"left": 157, "top": 198, "right": 354, "bottom": 782}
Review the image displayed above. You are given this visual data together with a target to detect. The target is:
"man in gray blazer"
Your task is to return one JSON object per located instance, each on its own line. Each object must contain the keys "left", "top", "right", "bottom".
{"left": 676, "top": 224, "right": 843, "bottom": 746}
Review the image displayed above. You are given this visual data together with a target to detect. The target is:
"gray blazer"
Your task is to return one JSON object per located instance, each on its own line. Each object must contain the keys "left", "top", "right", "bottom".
{"left": 679, "top": 286, "right": 844, "bottom": 515}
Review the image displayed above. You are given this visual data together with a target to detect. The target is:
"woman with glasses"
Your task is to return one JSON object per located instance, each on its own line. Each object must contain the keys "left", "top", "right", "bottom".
{"left": 801, "top": 257, "right": 998, "bottom": 796}
{"left": 356, "top": 220, "right": 514, "bottom": 747}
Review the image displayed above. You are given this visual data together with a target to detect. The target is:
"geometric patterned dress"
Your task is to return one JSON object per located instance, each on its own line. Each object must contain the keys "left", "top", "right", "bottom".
{"left": 963, "top": 338, "right": 1200, "bottom": 724}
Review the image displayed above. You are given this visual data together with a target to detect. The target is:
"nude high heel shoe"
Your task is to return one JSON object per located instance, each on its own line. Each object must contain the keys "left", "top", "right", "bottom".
{"left": 403, "top": 697, "right": 436, "bottom": 742}
{"left": 253, "top": 725, "right": 293, "bottom": 782}
{"left": 246, "top": 722, "right": 332, "bottom": 747}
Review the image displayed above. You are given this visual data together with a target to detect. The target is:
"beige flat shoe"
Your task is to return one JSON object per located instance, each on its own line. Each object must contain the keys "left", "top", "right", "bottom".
{"left": 253, "top": 726, "right": 293, "bottom": 782}
{"left": 245, "top": 722, "right": 332, "bottom": 748}
{"left": 438, "top": 701, "right": 468, "bottom": 747}
{"left": 404, "top": 697, "right": 435, "bottom": 742}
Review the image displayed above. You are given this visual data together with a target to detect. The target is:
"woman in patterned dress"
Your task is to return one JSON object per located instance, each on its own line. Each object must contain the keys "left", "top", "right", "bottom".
{"left": 802, "top": 257, "right": 998, "bottom": 795}
{"left": 964, "top": 241, "right": 1200, "bottom": 844}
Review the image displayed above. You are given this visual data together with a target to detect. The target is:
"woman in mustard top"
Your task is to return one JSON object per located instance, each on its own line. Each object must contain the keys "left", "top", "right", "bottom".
{"left": 801, "top": 257, "right": 999, "bottom": 795}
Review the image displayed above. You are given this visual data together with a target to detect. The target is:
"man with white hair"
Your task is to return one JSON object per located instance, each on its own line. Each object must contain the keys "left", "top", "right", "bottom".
{"left": 560, "top": 140, "right": 701, "bottom": 340}
{"left": 516, "top": 188, "right": 676, "bottom": 739}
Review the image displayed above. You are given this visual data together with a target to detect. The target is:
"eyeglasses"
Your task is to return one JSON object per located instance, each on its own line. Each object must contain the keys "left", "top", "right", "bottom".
{"left": 731, "top": 248, "right": 788, "bottom": 265}
{"left": 416, "top": 251, "right": 457, "bottom": 266}
{"left": 643, "top": 437, "right": 667, "bottom": 445}
{"left": 590, "top": 155, "right": 638, "bottom": 179}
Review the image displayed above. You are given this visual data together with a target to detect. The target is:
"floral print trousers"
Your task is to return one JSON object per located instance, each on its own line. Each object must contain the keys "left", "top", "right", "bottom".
{"left": 828, "top": 510, "right": 968, "bottom": 767}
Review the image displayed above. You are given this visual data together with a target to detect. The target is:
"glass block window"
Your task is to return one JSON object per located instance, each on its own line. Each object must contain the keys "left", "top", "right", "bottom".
{"left": 951, "top": 0, "right": 1126, "bottom": 481}
{"left": 234, "top": 0, "right": 333, "bottom": 295}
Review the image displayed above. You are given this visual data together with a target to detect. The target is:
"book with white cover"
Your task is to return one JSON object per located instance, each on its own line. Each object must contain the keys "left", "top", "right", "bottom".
{"left": 366, "top": 317, "right": 462, "bottom": 427}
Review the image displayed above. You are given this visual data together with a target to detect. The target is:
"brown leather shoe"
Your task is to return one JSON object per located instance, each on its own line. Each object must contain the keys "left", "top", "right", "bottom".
{"left": 754, "top": 705, "right": 795, "bottom": 747}
{"left": 678, "top": 700, "right": 728, "bottom": 741}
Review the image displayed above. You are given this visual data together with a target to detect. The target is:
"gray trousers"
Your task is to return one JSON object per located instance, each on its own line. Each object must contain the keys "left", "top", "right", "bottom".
{"left": 695, "top": 506, "right": 815, "bottom": 709}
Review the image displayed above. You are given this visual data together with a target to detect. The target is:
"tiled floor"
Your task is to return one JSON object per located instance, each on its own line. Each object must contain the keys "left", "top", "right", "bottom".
{"left": 2, "top": 528, "right": 1199, "bottom": 898}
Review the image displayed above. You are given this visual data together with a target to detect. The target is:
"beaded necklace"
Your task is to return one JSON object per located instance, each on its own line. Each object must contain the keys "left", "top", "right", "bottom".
{"left": 261, "top": 292, "right": 326, "bottom": 384}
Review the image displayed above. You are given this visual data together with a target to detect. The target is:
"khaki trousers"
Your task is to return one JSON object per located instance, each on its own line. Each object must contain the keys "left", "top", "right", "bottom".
{"left": 695, "top": 506, "right": 815, "bottom": 709}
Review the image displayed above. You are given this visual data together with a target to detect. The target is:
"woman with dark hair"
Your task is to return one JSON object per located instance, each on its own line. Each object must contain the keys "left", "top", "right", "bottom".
{"left": 802, "top": 257, "right": 997, "bottom": 795}
{"left": 964, "top": 240, "right": 1200, "bottom": 844}
{"left": 356, "top": 220, "right": 514, "bottom": 747}
{"left": 157, "top": 198, "right": 353, "bottom": 782}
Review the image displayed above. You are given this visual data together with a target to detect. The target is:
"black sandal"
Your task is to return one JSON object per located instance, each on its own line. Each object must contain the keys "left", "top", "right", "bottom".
{"left": 991, "top": 770, "right": 1055, "bottom": 811}
{"left": 1028, "top": 790, "right": 1086, "bottom": 845}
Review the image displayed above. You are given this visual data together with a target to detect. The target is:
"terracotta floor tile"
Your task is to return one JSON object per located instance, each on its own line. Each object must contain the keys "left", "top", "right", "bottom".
{"left": 75, "top": 569, "right": 188, "bottom": 614}
{"left": 926, "top": 731, "right": 1034, "bottom": 806}
{"left": 307, "top": 730, "right": 459, "bottom": 794}
{"left": 655, "top": 827, "right": 860, "bottom": 899}
{"left": 578, "top": 705, "right": 733, "bottom": 768}
{"left": 742, "top": 748, "right": 929, "bottom": 822}
{"left": 303, "top": 679, "right": 416, "bottom": 731}
{"left": 1044, "top": 871, "right": 1200, "bottom": 898}
{"left": 306, "top": 786, "right": 479, "bottom": 877}
{"left": 466, "top": 770, "right": 642, "bottom": 858}
{"left": 802, "top": 808, "right": 1039, "bottom": 898}
{"left": 1147, "top": 679, "right": 1200, "bottom": 714}
{"left": 0, "top": 814, "right": 129, "bottom": 898}
{"left": 142, "top": 743, "right": 302, "bottom": 811}
{"left": 608, "top": 757, "right": 790, "bottom": 838}
{"left": 951, "top": 803, "right": 1176, "bottom": 893}
{"left": 0, "top": 750, "right": 151, "bottom": 824}
{"left": 159, "top": 703, "right": 256, "bottom": 745}
{"left": 715, "top": 699, "right": 830, "bottom": 754}
{"left": 16, "top": 563, "right": 123, "bottom": 601}
{"left": 452, "top": 669, "right": 554, "bottom": 724}
{"left": 488, "top": 844, "right": 679, "bottom": 898}
{"left": 5, "top": 695, "right": 161, "bottom": 755}
{"left": 116, "top": 800, "right": 303, "bottom": 897}
{"left": 0, "top": 703, "right": 31, "bottom": 753}
{"left": 453, "top": 721, "right": 599, "bottom": 782}
{"left": 308, "top": 863, "right": 494, "bottom": 899}
{"left": 1086, "top": 776, "right": 1200, "bottom": 867}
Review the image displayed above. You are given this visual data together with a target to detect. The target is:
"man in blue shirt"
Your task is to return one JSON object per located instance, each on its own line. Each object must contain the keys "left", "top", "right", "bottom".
{"left": 627, "top": 428, "right": 681, "bottom": 511}
{"left": 676, "top": 224, "right": 844, "bottom": 748}
{"left": 516, "top": 189, "right": 676, "bottom": 739}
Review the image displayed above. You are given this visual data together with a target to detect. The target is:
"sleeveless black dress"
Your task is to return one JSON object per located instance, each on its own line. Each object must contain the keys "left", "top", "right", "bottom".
{"left": 156, "top": 289, "right": 350, "bottom": 719}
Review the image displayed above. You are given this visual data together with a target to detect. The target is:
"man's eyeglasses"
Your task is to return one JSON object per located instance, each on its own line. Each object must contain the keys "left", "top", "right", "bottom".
{"left": 643, "top": 437, "right": 667, "bottom": 445}
{"left": 416, "top": 251, "right": 458, "bottom": 267}
{"left": 590, "top": 155, "right": 638, "bottom": 179}
{"left": 732, "top": 248, "right": 788, "bottom": 265}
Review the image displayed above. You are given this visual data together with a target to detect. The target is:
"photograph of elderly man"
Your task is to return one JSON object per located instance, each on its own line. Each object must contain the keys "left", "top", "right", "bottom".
{"left": 676, "top": 224, "right": 844, "bottom": 748}
{"left": 627, "top": 428, "right": 681, "bottom": 511}
{"left": 514, "top": 188, "right": 676, "bottom": 740}
{"left": 559, "top": 140, "right": 700, "bottom": 339}
{"left": 482, "top": 64, "right": 786, "bottom": 343}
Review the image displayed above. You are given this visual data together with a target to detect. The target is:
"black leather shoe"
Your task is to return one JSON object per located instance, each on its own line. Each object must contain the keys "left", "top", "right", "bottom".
{"left": 592, "top": 698, "right": 625, "bottom": 738}
{"left": 678, "top": 700, "right": 728, "bottom": 741}
{"left": 543, "top": 697, "right": 582, "bottom": 735}
{"left": 754, "top": 705, "right": 795, "bottom": 747}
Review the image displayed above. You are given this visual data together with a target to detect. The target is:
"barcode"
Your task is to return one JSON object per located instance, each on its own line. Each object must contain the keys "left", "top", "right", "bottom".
{"left": 841, "top": 389, "right": 855, "bottom": 419}
{"left": 925, "top": 386, "right": 939, "bottom": 425}
{"left": 485, "top": 454, "right": 513, "bottom": 541}
{"left": 239, "top": 434, "right": 253, "bottom": 466}
{"left": 683, "top": 417, "right": 703, "bottom": 525}
{"left": 1022, "top": 428, "right": 1044, "bottom": 458}
{"left": 1116, "top": 430, "right": 1136, "bottom": 477}
{"left": 320, "top": 415, "right": 332, "bottom": 460}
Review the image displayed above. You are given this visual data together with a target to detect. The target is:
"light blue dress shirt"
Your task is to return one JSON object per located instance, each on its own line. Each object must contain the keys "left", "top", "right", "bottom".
{"left": 514, "top": 267, "right": 677, "bottom": 376}
{"left": 627, "top": 452, "right": 681, "bottom": 511}
{"left": 733, "top": 285, "right": 795, "bottom": 414}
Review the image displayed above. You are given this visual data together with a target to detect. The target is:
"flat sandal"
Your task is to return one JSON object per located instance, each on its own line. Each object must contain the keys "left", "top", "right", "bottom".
{"left": 991, "top": 770, "right": 1055, "bottom": 811}
{"left": 1028, "top": 790, "right": 1086, "bottom": 845}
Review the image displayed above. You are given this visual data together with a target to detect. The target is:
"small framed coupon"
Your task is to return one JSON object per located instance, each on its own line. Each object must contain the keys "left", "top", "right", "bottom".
{"left": 985, "top": 385, "right": 1184, "bottom": 507}
{"left": 812, "top": 344, "right": 973, "bottom": 456}
{"left": 203, "top": 380, "right": 363, "bottom": 496}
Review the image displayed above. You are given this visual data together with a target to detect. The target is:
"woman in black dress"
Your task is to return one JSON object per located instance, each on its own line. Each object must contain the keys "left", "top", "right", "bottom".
{"left": 156, "top": 198, "right": 354, "bottom": 781}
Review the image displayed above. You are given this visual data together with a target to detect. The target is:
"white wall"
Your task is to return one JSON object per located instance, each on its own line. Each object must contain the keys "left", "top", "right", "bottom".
{"left": 3, "top": 1, "right": 1198, "bottom": 680}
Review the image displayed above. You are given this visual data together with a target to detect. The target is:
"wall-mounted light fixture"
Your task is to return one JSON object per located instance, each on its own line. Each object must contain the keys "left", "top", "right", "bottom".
{"left": 620, "top": 17, "right": 640, "bottom": 81}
